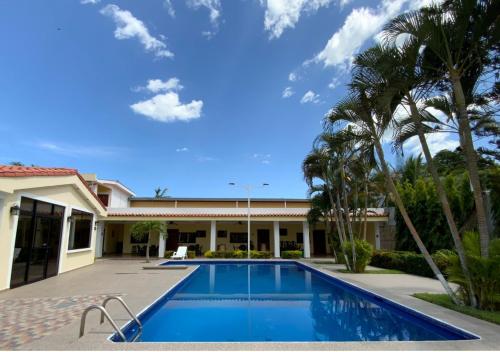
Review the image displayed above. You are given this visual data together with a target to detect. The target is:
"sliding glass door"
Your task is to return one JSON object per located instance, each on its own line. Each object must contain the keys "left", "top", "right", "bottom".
{"left": 10, "top": 197, "right": 64, "bottom": 288}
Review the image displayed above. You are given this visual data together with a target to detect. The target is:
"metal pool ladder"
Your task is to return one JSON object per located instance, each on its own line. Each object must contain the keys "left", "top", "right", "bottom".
{"left": 79, "top": 295, "right": 142, "bottom": 342}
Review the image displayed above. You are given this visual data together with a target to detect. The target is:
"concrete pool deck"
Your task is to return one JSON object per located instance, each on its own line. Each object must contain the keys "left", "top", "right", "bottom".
{"left": 0, "top": 258, "right": 498, "bottom": 350}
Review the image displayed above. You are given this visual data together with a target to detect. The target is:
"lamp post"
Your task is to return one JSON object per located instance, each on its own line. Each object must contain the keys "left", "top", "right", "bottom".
{"left": 229, "top": 182, "right": 269, "bottom": 259}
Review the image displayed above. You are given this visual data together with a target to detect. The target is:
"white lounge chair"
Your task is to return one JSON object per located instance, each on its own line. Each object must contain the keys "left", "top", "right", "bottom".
{"left": 171, "top": 246, "right": 188, "bottom": 260}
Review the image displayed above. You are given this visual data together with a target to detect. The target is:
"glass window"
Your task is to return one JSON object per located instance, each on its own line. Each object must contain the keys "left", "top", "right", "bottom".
{"left": 280, "top": 228, "right": 288, "bottom": 237}
{"left": 68, "top": 209, "right": 93, "bottom": 250}
{"left": 230, "top": 232, "right": 247, "bottom": 243}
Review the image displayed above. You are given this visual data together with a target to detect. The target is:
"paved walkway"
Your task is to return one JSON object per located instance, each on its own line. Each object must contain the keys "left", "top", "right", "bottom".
{"left": 0, "top": 259, "right": 498, "bottom": 350}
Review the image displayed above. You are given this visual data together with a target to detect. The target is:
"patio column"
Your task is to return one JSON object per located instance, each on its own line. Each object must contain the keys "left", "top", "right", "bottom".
{"left": 273, "top": 221, "right": 280, "bottom": 258}
{"left": 303, "top": 221, "right": 310, "bottom": 258}
{"left": 158, "top": 222, "right": 167, "bottom": 258}
{"left": 95, "top": 222, "right": 104, "bottom": 258}
{"left": 210, "top": 220, "right": 216, "bottom": 251}
{"left": 375, "top": 222, "right": 381, "bottom": 250}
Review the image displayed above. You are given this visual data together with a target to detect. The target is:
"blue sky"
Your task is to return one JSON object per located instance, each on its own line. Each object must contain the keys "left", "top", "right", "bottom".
{"left": 0, "top": 0, "right": 456, "bottom": 198}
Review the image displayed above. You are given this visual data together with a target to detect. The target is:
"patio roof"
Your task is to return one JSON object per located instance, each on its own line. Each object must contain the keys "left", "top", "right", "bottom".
{"left": 107, "top": 207, "right": 388, "bottom": 218}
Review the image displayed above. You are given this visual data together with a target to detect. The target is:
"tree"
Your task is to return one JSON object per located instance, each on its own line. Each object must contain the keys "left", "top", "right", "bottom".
{"left": 383, "top": 0, "right": 499, "bottom": 257}
{"left": 353, "top": 43, "right": 476, "bottom": 306}
{"left": 154, "top": 187, "right": 168, "bottom": 198}
{"left": 327, "top": 88, "right": 460, "bottom": 304}
{"left": 130, "top": 221, "right": 167, "bottom": 263}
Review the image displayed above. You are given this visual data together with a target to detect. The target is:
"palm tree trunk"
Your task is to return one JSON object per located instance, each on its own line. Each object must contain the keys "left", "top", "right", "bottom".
{"left": 323, "top": 173, "right": 351, "bottom": 270}
{"left": 370, "top": 125, "right": 460, "bottom": 304}
{"left": 363, "top": 173, "right": 369, "bottom": 241}
{"left": 340, "top": 166, "right": 356, "bottom": 269}
{"left": 450, "top": 74, "right": 490, "bottom": 258}
{"left": 409, "top": 98, "right": 475, "bottom": 306}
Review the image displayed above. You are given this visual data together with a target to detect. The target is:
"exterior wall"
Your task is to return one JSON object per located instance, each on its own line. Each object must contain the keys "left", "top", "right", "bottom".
{"left": 0, "top": 184, "right": 100, "bottom": 290}
{"left": 106, "top": 184, "right": 130, "bottom": 208}
{"left": 128, "top": 199, "right": 311, "bottom": 209}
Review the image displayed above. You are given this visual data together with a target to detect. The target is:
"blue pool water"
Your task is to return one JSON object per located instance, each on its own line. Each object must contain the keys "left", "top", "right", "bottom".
{"left": 112, "top": 261, "right": 478, "bottom": 342}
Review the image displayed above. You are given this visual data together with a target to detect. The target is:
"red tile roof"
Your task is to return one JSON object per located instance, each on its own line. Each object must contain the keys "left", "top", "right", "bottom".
{"left": 0, "top": 165, "right": 78, "bottom": 177}
{"left": 0, "top": 165, "right": 106, "bottom": 210}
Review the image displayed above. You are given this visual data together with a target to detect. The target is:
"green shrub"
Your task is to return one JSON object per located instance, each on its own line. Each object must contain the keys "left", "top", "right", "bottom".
{"left": 204, "top": 250, "right": 215, "bottom": 258}
{"left": 342, "top": 240, "right": 373, "bottom": 273}
{"left": 370, "top": 251, "right": 435, "bottom": 277}
{"left": 164, "top": 250, "right": 174, "bottom": 258}
{"left": 232, "top": 249, "right": 245, "bottom": 258}
{"left": 187, "top": 251, "right": 196, "bottom": 259}
{"left": 445, "top": 231, "right": 500, "bottom": 310}
{"left": 432, "top": 249, "right": 456, "bottom": 272}
{"left": 250, "top": 250, "right": 272, "bottom": 259}
{"left": 281, "top": 250, "right": 303, "bottom": 259}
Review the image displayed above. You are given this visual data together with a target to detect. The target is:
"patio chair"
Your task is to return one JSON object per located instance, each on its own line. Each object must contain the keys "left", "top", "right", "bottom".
{"left": 171, "top": 246, "right": 188, "bottom": 260}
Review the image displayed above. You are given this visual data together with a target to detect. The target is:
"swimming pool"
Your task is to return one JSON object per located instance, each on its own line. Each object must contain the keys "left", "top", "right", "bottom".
{"left": 111, "top": 261, "right": 478, "bottom": 343}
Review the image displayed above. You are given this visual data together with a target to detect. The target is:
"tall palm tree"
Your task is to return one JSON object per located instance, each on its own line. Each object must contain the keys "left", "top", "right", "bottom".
{"left": 327, "top": 90, "right": 460, "bottom": 304}
{"left": 353, "top": 43, "right": 476, "bottom": 306}
{"left": 383, "top": 0, "right": 499, "bottom": 257}
{"left": 131, "top": 221, "right": 167, "bottom": 263}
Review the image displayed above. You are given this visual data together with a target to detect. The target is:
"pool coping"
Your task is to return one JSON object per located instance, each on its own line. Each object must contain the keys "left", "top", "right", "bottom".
{"left": 108, "top": 259, "right": 480, "bottom": 344}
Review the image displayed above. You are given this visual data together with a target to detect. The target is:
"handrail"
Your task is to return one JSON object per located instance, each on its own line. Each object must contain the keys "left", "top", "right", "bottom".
{"left": 79, "top": 305, "right": 126, "bottom": 341}
{"left": 100, "top": 296, "right": 143, "bottom": 330}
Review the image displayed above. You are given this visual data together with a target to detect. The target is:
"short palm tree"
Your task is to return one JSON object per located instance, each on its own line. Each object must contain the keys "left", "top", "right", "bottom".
{"left": 131, "top": 221, "right": 167, "bottom": 263}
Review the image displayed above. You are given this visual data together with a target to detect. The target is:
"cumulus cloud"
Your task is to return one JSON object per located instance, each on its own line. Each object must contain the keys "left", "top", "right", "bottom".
{"left": 288, "top": 72, "right": 298, "bottom": 82}
{"left": 176, "top": 147, "right": 189, "bottom": 152}
{"left": 404, "top": 133, "right": 459, "bottom": 156}
{"left": 282, "top": 87, "right": 295, "bottom": 98}
{"left": 100, "top": 4, "right": 173, "bottom": 58}
{"left": 81, "top": 0, "right": 100, "bottom": 4}
{"left": 131, "top": 92, "right": 203, "bottom": 123}
{"left": 328, "top": 77, "right": 340, "bottom": 89}
{"left": 300, "top": 90, "right": 320, "bottom": 104}
{"left": 262, "top": 0, "right": 334, "bottom": 39}
{"left": 311, "top": 0, "right": 444, "bottom": 70}
{"left": 145, "top": 78, "right": 183, "bottom": 93}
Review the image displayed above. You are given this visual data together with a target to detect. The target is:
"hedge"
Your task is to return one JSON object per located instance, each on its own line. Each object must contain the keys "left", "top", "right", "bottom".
{"left": 203, "top": 250, "right": 272, "bottom": 259}
{"left": 370, "top": 250, "right": 452, "bottom": 278}
{"left": 281, "top": 250, "right": 303, "bottom": 259}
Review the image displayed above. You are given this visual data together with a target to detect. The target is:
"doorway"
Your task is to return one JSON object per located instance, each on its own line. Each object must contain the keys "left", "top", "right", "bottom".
{"left": 257, "top": 229, "right": 270, "bottom": 252}
{"left": 166, "top": 229, "right": 179, "bottom": 250}
{"left": 313, "top": 230, "right": 326, "bottom": 256}
{"left": 10, "top": 197, "right": 64, "bottom": 288}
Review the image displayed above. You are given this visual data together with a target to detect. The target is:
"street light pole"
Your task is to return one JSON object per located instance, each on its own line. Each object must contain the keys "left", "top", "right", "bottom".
{"left": 229, "top": 182, "right": 269, "bottom": 259}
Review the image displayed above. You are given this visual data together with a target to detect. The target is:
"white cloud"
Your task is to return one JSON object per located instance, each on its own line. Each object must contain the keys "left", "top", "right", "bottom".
{"left": 340, "top": 0, "right": 353, "bottom": 8}
{"left": 252, "top": 153, "right": 272, "bottom": 164}
{"left": 289, "top": 72, "right": 298, "bottom": 82}
{"left": 131, "top": 92, "right": 203, "bottom": 123}
{"left": 176, "top": 147, "right": 189, "bottom": 152}
{"left": 197, "top": 156, "right": 216, "bottom": 162}
{"left": 311, "top": 0, "right": 443, "bottom": 70}
{"left": 404, "top": 133, "right": 459, "bottom": 156}
{"left": 146, "top": 78, "right": 183, "bottom": 93}
{"left": 164, "top": 0, "right": 175, "bottom": 17}
{"left": 263, "top": 0, "right": 334, "bottom": 39}
{"left": 300, "top": 90, "right": 320, "bottom": 104}
{"left": 36, "top": 142, "right": 121, "bottom": 157}
{"left": 282, "top": 87, "right": 295, "bottom": 98}
{"left": 187, "top": 0, "right": 221, "bottom": 34}
{"left": 81, "top": 0, "right": 100, "bottom": 4}
{"left": 100, "top": 4, "right": 173, "bottom": 59}
{"left": 328, "top": 77, "right": 340, "bottom": 89}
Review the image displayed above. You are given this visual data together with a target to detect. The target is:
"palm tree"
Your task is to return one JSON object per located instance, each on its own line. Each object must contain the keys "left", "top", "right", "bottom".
{"left": 303, "top": 145, "right": 352, "bottom": 270}
{"left": 327, "top": 90, "right": 460, "bottom": 304}
{"left": 353, "top": 43, "right": 476, "bottom": 306}
{"left": 130, "top": 221, "right": 167, "bottom": 263}
{"left": 154, "top": 187, "right": 168, "bottom": 198}
{"left": 383, "top": 0, "right": 499, "bottom": 257}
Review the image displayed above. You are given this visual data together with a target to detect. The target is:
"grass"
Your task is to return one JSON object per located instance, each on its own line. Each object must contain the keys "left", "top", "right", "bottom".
{"left": 413, "top": 293, "right": 500, "bottom": 326}
{"left": 335, "top": 268, "right": 405, "bottom": 274}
